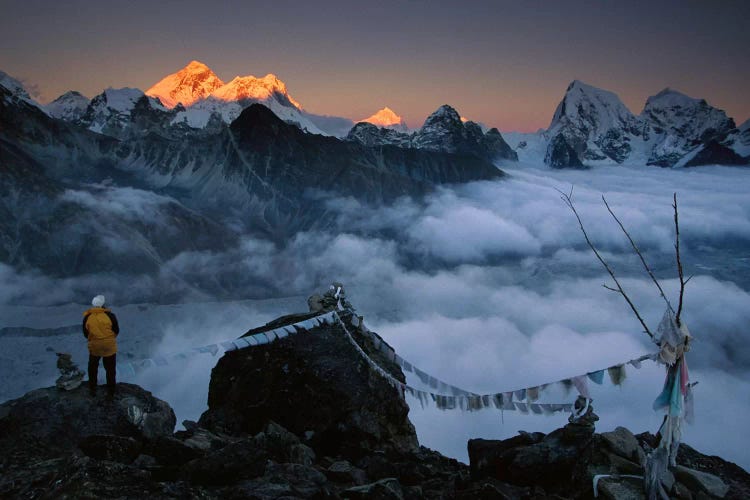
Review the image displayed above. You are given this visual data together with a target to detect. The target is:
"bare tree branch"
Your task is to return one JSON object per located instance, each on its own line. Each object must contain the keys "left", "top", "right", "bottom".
{"left": 556, "top": 187, "right": 655, "bottom": 339}
{"left": 602, "top": 195, "right": 675, "bottom": 315}
{"left": 674, "top": 193, "right": 687, "bottom": 326}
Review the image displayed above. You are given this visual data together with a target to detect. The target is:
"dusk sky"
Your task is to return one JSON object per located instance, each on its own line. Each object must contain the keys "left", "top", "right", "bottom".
{"left": 1, "top": 0, "right": 748, "bottom": 132}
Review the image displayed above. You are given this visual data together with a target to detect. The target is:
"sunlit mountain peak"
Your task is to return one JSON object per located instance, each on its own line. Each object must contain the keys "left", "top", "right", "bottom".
{"left": 146, "top": 60, "right": 225, "bottom": 108}
{"left": 211, "top": 74, "right": 302, "bottom": 110}
{"left": 360, "top": 106, "right": 407, "bottom": 129}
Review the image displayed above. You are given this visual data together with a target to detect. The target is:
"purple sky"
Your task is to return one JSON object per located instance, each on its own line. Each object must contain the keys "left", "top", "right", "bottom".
{"left": 1, "top": 0, "right": 747, "bottom": 131}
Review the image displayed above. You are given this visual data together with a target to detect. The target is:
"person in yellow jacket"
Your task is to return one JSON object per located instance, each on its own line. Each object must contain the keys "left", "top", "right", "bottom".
{"left": 82, "top": 295, "right": 119, "bottom": 397}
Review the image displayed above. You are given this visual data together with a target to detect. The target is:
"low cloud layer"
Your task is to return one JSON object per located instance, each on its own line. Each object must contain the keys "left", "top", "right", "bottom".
{"left": 3, "top": 162, "right": 750, "bottom": 468}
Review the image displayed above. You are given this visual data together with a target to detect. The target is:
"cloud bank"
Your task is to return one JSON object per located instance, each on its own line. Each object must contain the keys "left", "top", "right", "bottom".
{"left": 3, "top": 162, "right": 750, "bottom": 468}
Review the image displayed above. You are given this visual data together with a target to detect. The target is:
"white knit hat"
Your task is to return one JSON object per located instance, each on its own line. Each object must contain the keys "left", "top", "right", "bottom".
{"left": 91, "top": 295, "right": 105, "bottom": 307}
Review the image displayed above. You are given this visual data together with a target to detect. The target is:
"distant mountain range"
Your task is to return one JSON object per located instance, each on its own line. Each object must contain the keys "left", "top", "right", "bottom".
{"left": 0, "top": 68, "right": 502, "bottom": 298}
{"left": 30, "top": 61, "right": 750, "bottom": 168}
{"left": 0, "top": 62, "right": 748, "bottom": 301}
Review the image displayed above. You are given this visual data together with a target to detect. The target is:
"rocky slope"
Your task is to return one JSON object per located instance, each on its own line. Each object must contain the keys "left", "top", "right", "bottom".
{"left": 1, "top": 307, "right": 748, "bottom": 499}
{"left": 347, "top": 104, "right": 518, "bottom": 164}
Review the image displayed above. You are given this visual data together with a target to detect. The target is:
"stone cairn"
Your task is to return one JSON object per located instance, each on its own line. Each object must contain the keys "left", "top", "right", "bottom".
{"left": 55, "top": 352, "right": 85, "bottom": 391}
{"left": 307, "top": 281, "right": 354, "bottom": 313}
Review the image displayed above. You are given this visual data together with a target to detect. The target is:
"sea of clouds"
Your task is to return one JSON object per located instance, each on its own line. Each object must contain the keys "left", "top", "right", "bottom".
{"left": 2, "top": 161, "right": 749, "bottom": 468}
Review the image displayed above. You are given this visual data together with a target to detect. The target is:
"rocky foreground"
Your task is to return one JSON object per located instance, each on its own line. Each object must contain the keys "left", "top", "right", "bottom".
{"left": 1, "top": 310, "right": 748, "bottom": 499}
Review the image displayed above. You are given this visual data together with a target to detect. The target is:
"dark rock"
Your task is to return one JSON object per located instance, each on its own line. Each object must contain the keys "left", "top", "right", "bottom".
{"left": 0, "top": 382, "right": 175, "bottom": 462}
{"left": 454, "top": 477, "right": 531, "bottom": 499}
{"left": 358, "top": 451, "right": 399, "bottom": 480}
{"left": 674, "top": 481, "right": 694, "bottom": 499}
{"left": 346, "top": 122, "right": 413, "bottom": 148}
{"left": 178, "top": 426, "right": 234, "bottom": 452}
{"left": 77, "top": 434, "right": 142, "bottom": 464}
{"left": 180, "top": 437, "right": 269, "bottom": 485}
{"left": 146, "top": 435, "right": 204, "bottom": 466}
{"left": 596, "top": 475, "right": 645, "bottom": 500}
{"left": 198, "top": 313, "right": 419, "bottom": 459}
{"left": 601, "top": 426, "right": 645, "bottom": 465}
{"left": 343, "top": 477, "right": 404, "bottom": 499}
{"left": 326, "top": 460, "right": 367, "bottom": 485}
{"left": 231, "top": 463, "right": 329, "bottom": 499}
{"left": 545, "top": 133, "right": 585, "bottom": 168}
{"left": 684, "top": 140, "right": 748, "bottom": 167}
{"left": 674, "top": 465, "right": 730, "bottom": 498}
{"left": 253, "top": 421, "right": 316, "bottom": 465}
{"left": 468, "top": 431, "right": 545, "bottom": 479}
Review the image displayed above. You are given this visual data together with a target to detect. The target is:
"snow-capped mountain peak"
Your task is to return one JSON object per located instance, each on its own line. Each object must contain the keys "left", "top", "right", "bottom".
{"left": 145, "top": 60, "right": 225, "bottom": 108}
{"left": 641, "top": 87, "right": 734, "bottom": 138}
{"left": 45, "top": 91, "right": 90, "bottom": 121}
{"left": 359, "top": 106, "right": 407, "bottom": 130}
{"left": 544, "top": 80, "right": 643, "bottom": 165}
{"left": 211, "top": 73, "right": 302, "bottom": 110}
{"left": 549, "top": 80, "right": 639, "bottom": 135}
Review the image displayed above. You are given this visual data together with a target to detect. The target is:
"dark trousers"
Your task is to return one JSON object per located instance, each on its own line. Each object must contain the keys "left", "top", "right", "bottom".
{"left": 88, "top": 353, "right": 116, "bottom": 393}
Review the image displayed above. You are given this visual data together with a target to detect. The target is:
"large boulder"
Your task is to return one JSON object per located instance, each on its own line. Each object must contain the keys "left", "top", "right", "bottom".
{"left": 198, "top": 312, "right": 418, "bottom": 459}
{"left": 0, "top": 382, "right": 175, "bottom": 461}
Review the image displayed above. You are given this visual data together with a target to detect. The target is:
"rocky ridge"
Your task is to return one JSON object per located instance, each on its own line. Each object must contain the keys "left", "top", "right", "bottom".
{"left": 1, "top": 304, "right": 748, "bottom": 499}
{"left": 346, "top": 104, "right": 518, "bottom": 164}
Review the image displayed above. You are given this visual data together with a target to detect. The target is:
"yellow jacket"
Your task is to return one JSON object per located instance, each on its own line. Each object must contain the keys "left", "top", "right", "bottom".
{"left": 82, "top": 307, "right": 119, "bottom": 357}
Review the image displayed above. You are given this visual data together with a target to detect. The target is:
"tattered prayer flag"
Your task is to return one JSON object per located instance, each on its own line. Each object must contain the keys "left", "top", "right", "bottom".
{"left": 628, "top": 358, "right": 642, "bottom": 369}
{"left": 530, "top": 403, "right": 543, "bottom": 415}
{"left": 402, "top": 360, "right": 413, "bottom": 373}
{"left": 514, "top": 388, "right": 527, "bottom": 401}
{"left": 235, "top": 339, "right": 250, "bottom": 349}
{"left": 233, "top": 338, "right": 250, "bottom": 348}
{"left": 572, "top": 375, "right": 591, "bottom": 399}
{"left": 516, "top": 402, "right": 529, "bottom": 414}
{"left": 587, "top": 370, "right": 605, "bottom": 385}
{"left": 468, "top": 396, "right": 483, "bottom": 411}
{"left": 608, "top": 364, "right": 627, "bottom": 386}
{"left": 492, "top": 393, "right": 503, "bottom": 408}
{"left": 273, "top": 329, "right": 287, "bottom": 339}
{"left": 540, "top": 403, "right": 554, "bottom": 415}
{"left": 253, "top": 334, "right": 269, "bottom": 345}
{"left": 482, "top": 395, "right": 491, "bottom": 407}
{"left": 560, "top": 379, "right": 573, "bottom": 395}
{"left": 428, "top": 376, "right": 438, "bottom": 389}
{"left": 220, "top": 341, "right": 236, "bottom": 352}
{"left": 527, "top": 386, "right": 540, "bottom": 402}
{"left": 414, "top": 368, "right": 430, "bottom": 385}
